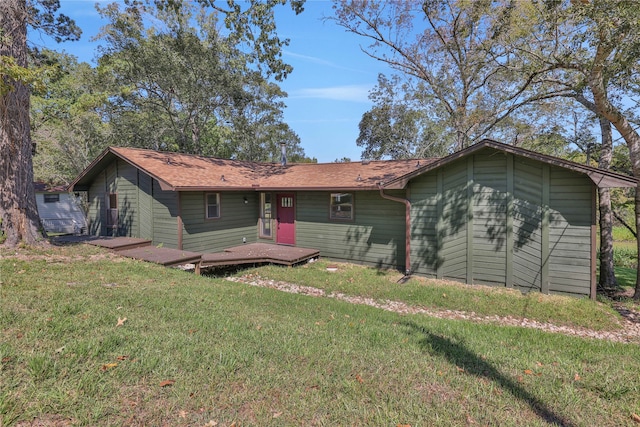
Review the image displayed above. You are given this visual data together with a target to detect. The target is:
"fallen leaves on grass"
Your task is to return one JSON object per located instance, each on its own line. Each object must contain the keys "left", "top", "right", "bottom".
{"left": 101, "top": 363, "right": 118, "bottom": 371}
{"left": 116, "top": 317, "right": 127, "bottom": 327}
{"left": 159, "top": 379, "right": 175, "bottom": 387}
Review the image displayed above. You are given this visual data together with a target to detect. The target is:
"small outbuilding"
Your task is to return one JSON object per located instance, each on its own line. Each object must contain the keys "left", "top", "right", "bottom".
{"left": 34, "top": 182, "right": 87, "bottom": 234}
{"left": 70, "top": 139, "right": 637, "bottom": 299}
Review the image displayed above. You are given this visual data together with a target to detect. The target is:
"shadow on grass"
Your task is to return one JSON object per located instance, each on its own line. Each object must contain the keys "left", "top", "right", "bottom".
{"left": 613, "top": 266, "right": 637, "bottom": 290}
{"left": 401, "top": 320, "right": 575, "bottom": 427}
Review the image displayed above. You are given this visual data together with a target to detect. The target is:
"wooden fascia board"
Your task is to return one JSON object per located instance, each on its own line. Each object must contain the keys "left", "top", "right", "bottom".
{"left": 69, "top": 147, "right": 177, "bottom": 192}
{"left": 69, "top": 147, "right": 113, "bottom": 191}
{"left": 255, "top": 186, "right": 383, "bottom": 192}
{"left": 157, "top": 180, "right": 176, "bottom": 191}
{"left": 172, "top": 185, "right": 383, "bottom": 192}
{"left": 586, "top": 171, "right": 638, "bottom": 188}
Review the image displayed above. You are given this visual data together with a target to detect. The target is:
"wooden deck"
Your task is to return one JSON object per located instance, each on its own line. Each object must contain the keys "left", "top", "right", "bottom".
{"left": 51, "top": 235, "right": 152, "bottom": 250}
{"left": 200, "top": 243, "right": 320, "bottom": 269}
{"left": 117, "top": 246, "right": 203, "bottom": 270}
{"left": 83, "top": 237, "right": 152, "bottom": 251}
{"left": 63, "top": 237, "right": 319, "bottom": 273}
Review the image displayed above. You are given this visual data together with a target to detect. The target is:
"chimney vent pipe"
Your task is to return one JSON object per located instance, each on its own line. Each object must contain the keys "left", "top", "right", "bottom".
{"left": 280, "top": 142, "right": 287, "bottom": 166}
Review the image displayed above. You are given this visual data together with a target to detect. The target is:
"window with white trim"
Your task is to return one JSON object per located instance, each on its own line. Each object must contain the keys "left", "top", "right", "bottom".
{"left": 205, "top": 193, "right": 220, "bottom": 219}
{"left": 330, "top": 193, "right": 353, "bottom": 220}
{"left": 259, "top": 193, "right": 272, "bottom": 238}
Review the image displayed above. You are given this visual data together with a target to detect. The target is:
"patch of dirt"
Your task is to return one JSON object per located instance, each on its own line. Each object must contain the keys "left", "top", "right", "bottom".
{"left": 227, "top": 276, "right": 640, "bottom": 344}
{"left": 0, "top": 250, "right": 123, "bottom": 263}
{"left": 15, "top": 414, "right": 74, "bottom": 427}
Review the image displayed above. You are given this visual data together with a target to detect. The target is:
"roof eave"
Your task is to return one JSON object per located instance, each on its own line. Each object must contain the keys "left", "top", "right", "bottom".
{"left": 382, "top": 139, "right": 639, "bottom": 189}
{"left": 173, "top": 185, "right": 384, "bottom": 192}
{"left": 69, "top": 147, "right": 113, "bottom": 191}
{"left": 586, "top": 171, "right": 637, "bottom": 188}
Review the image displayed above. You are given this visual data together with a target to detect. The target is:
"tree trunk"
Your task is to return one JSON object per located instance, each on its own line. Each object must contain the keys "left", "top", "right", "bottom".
{"left": 572, "top": 95, "right": 618, "bottom": 290}
{"left": 0, "top": 0, "right": 44, "bottom": 247}
{"left": 597, "top": 117, "right": 617, "bottom": 289}
{"left": 598, "top": 187, "right": 617, "bottom": 288}
{"left": 588, "top": 46, "right": 640, "bottom": 299}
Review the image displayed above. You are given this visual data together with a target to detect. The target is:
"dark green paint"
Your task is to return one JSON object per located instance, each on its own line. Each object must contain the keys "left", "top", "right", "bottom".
{"left": 410, "top": 148, "right": 595, "bottom": 297}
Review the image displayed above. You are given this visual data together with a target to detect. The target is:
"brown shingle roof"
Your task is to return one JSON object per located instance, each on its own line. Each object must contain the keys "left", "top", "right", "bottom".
{"left": 71, "top": 140, "right": 637, "bottom": 193}
{"left": 72, "top": 146, "right": 437, "bottom": 192}
{"left": 33, "top": 182, "right": 68, "bottom": 193}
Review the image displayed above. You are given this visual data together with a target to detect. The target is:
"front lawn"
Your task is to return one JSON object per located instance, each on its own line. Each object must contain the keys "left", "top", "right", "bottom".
{"left": 231, "top": 260, "right": 625, "bottom": 332}
{"left": 1, "top": 244, "right": 639, "bottom": 426}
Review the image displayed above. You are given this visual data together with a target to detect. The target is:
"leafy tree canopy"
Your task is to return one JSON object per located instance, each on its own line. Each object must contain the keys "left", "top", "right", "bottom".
{"left": 94, "top": 1, "right": 305, "bottom": 161}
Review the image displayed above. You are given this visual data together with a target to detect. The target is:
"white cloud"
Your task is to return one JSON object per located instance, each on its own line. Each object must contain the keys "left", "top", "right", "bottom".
{"left": 290, "top": 85, "right": 371, "bottom": 103}
{"left": 283, "top": 50, "right": 369, "bottom": 74}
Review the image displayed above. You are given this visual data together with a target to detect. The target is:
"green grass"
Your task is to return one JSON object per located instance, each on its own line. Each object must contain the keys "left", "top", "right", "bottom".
{"left": 615, "top": 266, "right": 637, "bottom": 290}
{"left": 1, "top": 244, "right": 640, "bottom": 426}
{"left": 231, "top": 260, "right": 624, "bottom": 332}
{"left": 612, "top": 226, "right": 636, "bottom": 242}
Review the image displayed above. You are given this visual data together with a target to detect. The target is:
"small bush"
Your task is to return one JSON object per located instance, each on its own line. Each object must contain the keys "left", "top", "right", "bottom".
{"left": 612, "top": 226, "right": 636, "bottom": 241}
{"left": 613, "top": 245, "right": 638, "bottom": 269}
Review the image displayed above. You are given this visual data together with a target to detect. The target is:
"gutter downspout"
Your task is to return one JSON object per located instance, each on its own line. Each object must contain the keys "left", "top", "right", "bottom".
{"left": 378, "top": 184, "right": 411, "bottom": 276}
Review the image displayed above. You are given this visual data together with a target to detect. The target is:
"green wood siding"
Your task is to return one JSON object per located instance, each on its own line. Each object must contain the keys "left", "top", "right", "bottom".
{"left": 106, "top": 162, "right": 117, "bottom": 193}
{"left": 409, "top": 171, "right": 439, "bottom": 276}
{"left": 409, "top": 147, "right": 594, "bottom": 297}
{"left": 138, "top": 172, "right": 153, "bottom": 240}
{"left": 86, "top": 159, "right": 152, "bottom": 239}
{"left": 87, "top": 170, "right": 106, "bottom": 236}
{"left": 512, "top": 158, "right": 543, "bottom": 293}
{"left": 152, "top": 180, "right": 179, "bottom": 248}
{"left": 548, "top": 168, "right": 592, "bottom": 295}
{"left": 295, "top": 191, "right": 406, "bottom": 269}
{"left": 472, "top": 152, "right": 507, "bottom": 285}
{"left": 181, "top": 192, "right": 258, "bottom": 253}
{"left": 439, "top": 160, "right": 469, "bottom": 281}
{"left": 115, "top": 160, "right": 139, "bottom": 237}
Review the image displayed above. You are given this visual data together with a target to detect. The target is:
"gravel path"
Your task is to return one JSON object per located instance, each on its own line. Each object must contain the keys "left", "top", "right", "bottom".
{"left": 227, "top": 275, "right": 640, "bottom": 344}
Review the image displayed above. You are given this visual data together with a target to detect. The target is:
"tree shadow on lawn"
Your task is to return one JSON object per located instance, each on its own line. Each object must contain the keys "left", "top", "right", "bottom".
{"left": 401, "top": 320, "right": 575, "bottom": 427}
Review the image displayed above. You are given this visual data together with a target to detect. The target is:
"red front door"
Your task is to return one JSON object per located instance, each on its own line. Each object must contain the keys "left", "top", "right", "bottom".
{"left": 276, "top": 193, "right": 295, "bottom": 245}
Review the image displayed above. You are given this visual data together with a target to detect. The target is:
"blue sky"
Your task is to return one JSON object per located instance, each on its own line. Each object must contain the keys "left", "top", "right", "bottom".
{"left": 29, "top": 0, "right": 388, "bottom": 162}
